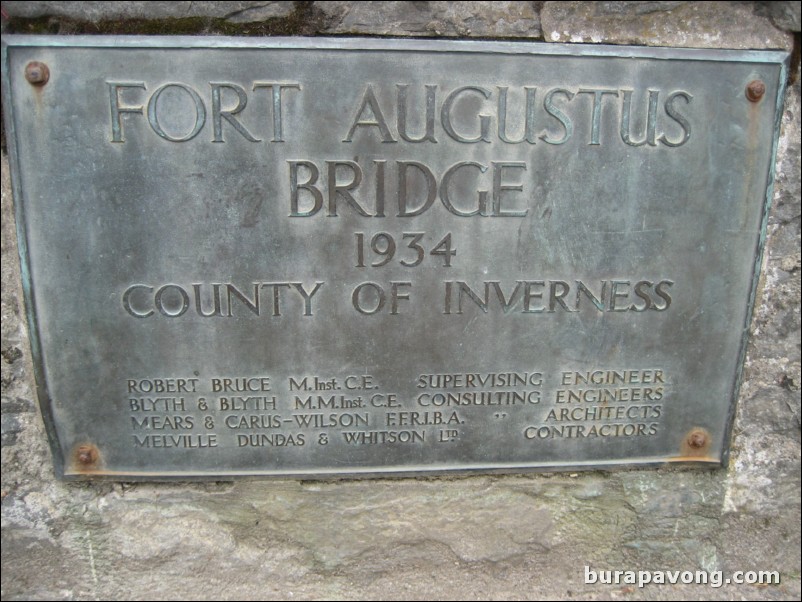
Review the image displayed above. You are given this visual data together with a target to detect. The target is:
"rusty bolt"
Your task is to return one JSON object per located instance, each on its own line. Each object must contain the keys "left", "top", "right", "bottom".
{"left": 745, "top": 80, "right": 765, "bottom": 102}
{"left": 25, "top": 61, "right": 50, "bottom": 86}
{"left": 687, "top": 430, "right": 707, "bottom": 450}
{"left": 76, "top": 445, "right": 98, "bottom": 466}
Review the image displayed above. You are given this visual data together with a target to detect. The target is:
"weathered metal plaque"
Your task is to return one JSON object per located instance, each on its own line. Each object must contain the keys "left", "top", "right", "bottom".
{"left": 2, "top": 36, "right": 789, "bottom": 479}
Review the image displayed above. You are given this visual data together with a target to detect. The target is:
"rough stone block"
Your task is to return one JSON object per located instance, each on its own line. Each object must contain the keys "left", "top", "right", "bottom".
{"left": 540, "top": 1, "right": 793, "bottom": 49}
{"left": 758, "top": 0, "right": 802, "bottom": 32}
{"left": 316, "top": 1, "right": 542, "bottom": 37}
{"left": 1, "top": 1, "right": 295, "bottom": 23}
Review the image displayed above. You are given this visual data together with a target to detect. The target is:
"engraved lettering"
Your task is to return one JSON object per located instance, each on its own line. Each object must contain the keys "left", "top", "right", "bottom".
{"left": 193, "top": 283, "right": 224, "bottom": 317}
{"left": 659, "top": 91, "right": 693, "bottom": 147}
{"left": 539, "top": 88, "right": 574, "bottom": 145}
{"left": 549, "top": 280, "right": 573, "bottom": 312}
{"left": 497, "top": 86, "right": 537, "bottom": 144}
{"left": 108, "top": 81, "right": 146, "bottom": 143}
{"left": 342, "top": 430, "right": 425, "bottom": 444}
{"left": 397, "top": 161, "right": 437, "bottom": 217}
{"left": 287, "top": 160, "right": 529, "bottom": 219}
{"left": 397, "top": 84, "right": 437, "bottom": 143}
{"left": 211, "top": 377, "right": 271, "bottom": 392}
{"left": 123, "top": 285, "right": 154, "bottom": 318}
{"left": 576, "top": 281, "right": 606, "bottom": 311}
{"left": 523, "top": 280, "right": 546, "bottom": 313}
{"left": 441, "top": 86, "right": 492, "bottom": 143}
{"left": 292, "top": 282, "right": 324, "bottom": 316}
{"left": 124, "top": 282, "right": 323, "bottom": 318}
{"left": 577, "top": 88, "right": 619, "bottom": 145}
{"left": 225, "top": 414, "right": 282, "bottom": 429}
{"left": 226, "top": 283, "right": 260, "bottom": 316}
{"left": 374, "top": 160, "right": 387, "bottom": 217}
{"left": 237, "top": 433, "right": 305, "bottom": 446}
{"left": 352, "top": 282, "right": 386, "bottom": 315}
{"left": 147, "top": 83, "right": 206, "bottom": 142}
{"left": 653, "top": 280, "right": 674, "bottom": 310}
{"left": 343, "top": 85, "right": 396, "bottom": 142}
{"left": 351, "top": 281, "right": 410, "bottom": 315}
{"left": 443, "top": 279, "right": 674, "bottom": 314}
{"left": 440, "top": 162, "right": 488, "bottom": 217}
{"left": 219, "top": 396, "right": 277, "bottom": 411}
{"left": 292, "top": 412, "right": 369, "bottom": 428}
{"left": 210, "top": 82, "right": 260, "bottom": 143}
{"left": 131, "top": 414, "right": 194, "bottom": 429}
{"left": 133, "top": 434, "right": 218, "bottom": 448}
{"left": 492, "top": 162, "right": 528, "bottom": 217}
{"left": 289, "top": 160, "right": 324, "bottom": 217}
{"left": 252, "top": 82, "right": 300, "bottom": 142}
{"left": 129, "top": 397, "right": 187, "bottom": 411}
{"left": 326, "top": 161, "right": 369, "bottom": 216}
{"left": 154, "top": 284, "right": 190, "bottom": 317}
{"left": 620, "top": 89, "right": 659, "bottom": 147}
{"left": 127, "top": 378, "right": 198, "bottom": 393}
{"left": 632, "top": 280, "right": 654, "bottom": 311}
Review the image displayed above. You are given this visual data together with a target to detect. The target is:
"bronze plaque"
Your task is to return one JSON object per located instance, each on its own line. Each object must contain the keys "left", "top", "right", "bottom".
{"left": 1, "top": 36, "right": 789, "bottom": 479}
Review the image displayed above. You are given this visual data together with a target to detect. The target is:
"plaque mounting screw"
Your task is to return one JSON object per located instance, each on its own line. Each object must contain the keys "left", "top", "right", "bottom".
{"left": 24, "top": 61, "right": 50, "bottom": 86}
{"left": 686, "top": 429, "right": 707, "bottom": 450}
{"left": 76, "top": 444, "right": 98, "bottom": 466}
{"left": 745, "top": 80, "right": 765, "bottom": 102}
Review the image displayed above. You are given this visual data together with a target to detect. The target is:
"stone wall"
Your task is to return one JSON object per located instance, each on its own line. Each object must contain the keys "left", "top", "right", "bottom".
{"left": 2, "top": 2, "right": 800, "bottom": 600}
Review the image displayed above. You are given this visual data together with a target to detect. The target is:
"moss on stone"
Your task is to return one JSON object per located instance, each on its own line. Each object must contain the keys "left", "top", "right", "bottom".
{"left": 3, "top": 2, "right": 327, "bottom": 37}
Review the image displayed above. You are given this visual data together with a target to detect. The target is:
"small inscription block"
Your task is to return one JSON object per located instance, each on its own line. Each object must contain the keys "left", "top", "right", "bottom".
{"left": 1, "top": 37, "right": 789, "bottom": 479}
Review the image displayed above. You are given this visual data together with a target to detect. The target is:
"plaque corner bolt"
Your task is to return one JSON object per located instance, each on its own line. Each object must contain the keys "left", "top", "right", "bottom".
{"left": 24, "top": 61, "right": 50, "bottom": 86}
{"left": 686, "top": 428, "right": 708, "bottom": 451}
{"left": 74, "top": 444, "right": 99, "bottom": 468}
{"left": 745, "top": 80, "right": 765, "bottom": 103}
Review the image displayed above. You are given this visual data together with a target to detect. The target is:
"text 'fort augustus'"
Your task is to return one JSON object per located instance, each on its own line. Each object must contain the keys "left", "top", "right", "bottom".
{"left": 109, "top": 82, "right": 691, "bottom": 147}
